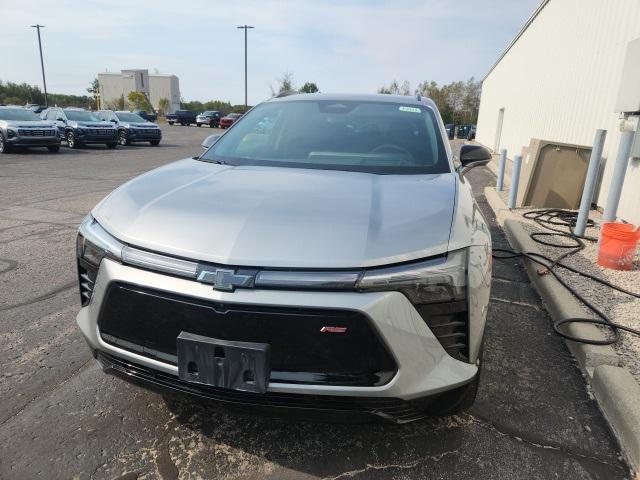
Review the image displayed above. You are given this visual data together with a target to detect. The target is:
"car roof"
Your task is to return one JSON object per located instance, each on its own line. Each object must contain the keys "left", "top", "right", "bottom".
{"left": 266, "top": 92, "right": 438, "bottom": 109}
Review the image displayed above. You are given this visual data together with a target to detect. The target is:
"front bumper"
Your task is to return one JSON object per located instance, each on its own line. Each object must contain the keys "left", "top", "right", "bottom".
{"left": 74, "top": 129, "right": 117, "bottom": 144}
{"left": 77, "top": 259, "right": 478, "bottom": 405}
{"left": 7, "top": 136, "right": 60, "bottom": 147}
{"left": 127, "top": 129, "right": 162, "bottom": 141}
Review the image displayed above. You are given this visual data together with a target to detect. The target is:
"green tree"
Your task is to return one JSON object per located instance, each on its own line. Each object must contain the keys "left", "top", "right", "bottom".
{"left": 299, "top": 82, "right": 319, "bottom": 94}
{"left": 127, "top": 91, "right": 149, "bottom": 110}
{"left": 157, "top": 97, "right": 170, "bottom": 116}
{"left": 270, "top": 71, "right": 295, "bottom": 96}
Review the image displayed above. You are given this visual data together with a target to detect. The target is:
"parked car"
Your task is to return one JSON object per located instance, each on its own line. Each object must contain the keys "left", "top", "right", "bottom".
{"left": 75, "top": 93, "right": 492, "bottom": 422}
{"left": 97, "top": 110, "right": 162, "bottom": 146}
{"left": 25, "top": 104, "right": 47, "bottom": 114}
{"left": 41, "top": 107, "right": 117, "bottom": 149}
{"left": 132, "top": 109, "right": 157, "bottom": 123}
{"left": 219, "top": 112, "right": 242, "bottom": 129}
{"left": 166, "top": 110, "right": 197, "bottom": 126}
{"left": 456, "top": 125, "right": 471, "bottom": 139}
{"left": 467, "top": 125, "right": 477, "bottom": 141}
{"left": 445, "top": 123, "right": 455, "bottom": 140}
{"left": 0, "top": 106, "right": 61, "bottom": 153}
{"left": 196, "top": 111, "right": 222, "bottom": 128}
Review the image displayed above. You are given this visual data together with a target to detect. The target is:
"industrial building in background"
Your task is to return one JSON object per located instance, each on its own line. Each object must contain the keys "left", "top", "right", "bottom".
{"left": 476, "top": 0, "right": 640, "bottom": 224}
{"left": 97, "top": 69, "right": 180, "bottom": 114}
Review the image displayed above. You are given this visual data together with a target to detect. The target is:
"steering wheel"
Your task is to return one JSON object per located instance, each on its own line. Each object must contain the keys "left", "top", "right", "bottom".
{"left": 370, "top": 144, "right": 414, "bottom": 163}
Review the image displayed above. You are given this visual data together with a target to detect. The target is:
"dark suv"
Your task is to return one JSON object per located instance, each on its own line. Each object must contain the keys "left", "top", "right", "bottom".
{"left": 196, "top": 111, "right": 222, "bottom": 128}
{"left": 166, "top": 110, "right": 197, "bottom": 126}
{"left": 41, "top": 108, "right": 117, "bottom": 149}
{"left": 97, "top": 110, "right": 162, "bottom": 146}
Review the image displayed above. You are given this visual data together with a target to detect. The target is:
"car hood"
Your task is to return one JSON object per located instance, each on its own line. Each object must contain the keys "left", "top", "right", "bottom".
{"left": 123, "top": 122, "right": 159, "bottom": 128}
{"left": 1, "top": 120, "right": 56, "bottom": 128}
{"left": 71, "top": 121, "right": 114, "bottom": 128}
{"left": 93, "top": 159, "right": 457, "bottom": 268}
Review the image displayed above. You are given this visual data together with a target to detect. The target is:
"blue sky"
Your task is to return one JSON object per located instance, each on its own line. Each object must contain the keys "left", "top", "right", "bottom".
{"left": 1, "top": 0, "right": 541, "bottom": 105}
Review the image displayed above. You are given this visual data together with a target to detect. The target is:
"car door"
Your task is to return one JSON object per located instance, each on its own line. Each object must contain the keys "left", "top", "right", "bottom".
{"left": 49, "top": 110, "right": 66, "bottom": 136}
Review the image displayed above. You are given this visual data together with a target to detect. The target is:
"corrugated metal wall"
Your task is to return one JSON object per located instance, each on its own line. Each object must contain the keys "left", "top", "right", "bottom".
{"left": 476, "top": 0, "right": 640, "bottom": 223}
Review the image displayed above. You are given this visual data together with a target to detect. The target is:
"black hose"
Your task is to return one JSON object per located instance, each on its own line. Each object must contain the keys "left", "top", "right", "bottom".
{"left": 492, "top": 208, "right": 640, "bottom": 345}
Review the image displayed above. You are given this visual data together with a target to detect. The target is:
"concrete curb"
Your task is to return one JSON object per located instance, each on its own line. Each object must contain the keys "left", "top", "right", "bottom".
{"left": 484, "top": 187, "right": 516, "bottom": 226}
{"left": 592, "top": 365, "right": 640, "bottom": 474}
{"left": 483, "top": 186, "right": 640, "bottom": 473}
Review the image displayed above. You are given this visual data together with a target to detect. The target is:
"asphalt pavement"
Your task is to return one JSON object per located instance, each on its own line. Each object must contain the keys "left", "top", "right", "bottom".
{"left": 0, "top": 128, "right": 630, "bottom": 479}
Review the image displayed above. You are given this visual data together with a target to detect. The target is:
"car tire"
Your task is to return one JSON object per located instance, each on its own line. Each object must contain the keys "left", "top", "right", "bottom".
{"left": 47, "top": 145, "right": 60, "bottom": 153}
{"left": 118, "top": 130, "right": 130, "bottom": 146}
{"left": 168, "top": 122, "right": 174, "bottom": 125}
{"left": 66, "top": 131, "right": 80, "bottom": 149}
{"left": 0, "top": 134, "right": 11, "bottom": 154}
{"left": 150, "top": 140, "right": 160, "bottom": 146}
{"left": 106, "top": 142, "right": 117, "bottom": 149}
{"left": 196, "top": 123, "right": 201, "bottom": 127}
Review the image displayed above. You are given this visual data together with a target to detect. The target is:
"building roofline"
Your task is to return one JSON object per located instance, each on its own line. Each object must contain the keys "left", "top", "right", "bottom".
{"left": 482, "top": 0, "right": 550, "bottom": 81}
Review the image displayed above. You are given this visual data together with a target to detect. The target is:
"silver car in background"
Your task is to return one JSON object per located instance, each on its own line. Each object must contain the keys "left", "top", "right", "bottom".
{"left": 0, "top": 106, "right": 60, "bottom": 153}
{"left": 75, "top": 93, "right": 493, "bottom": 422}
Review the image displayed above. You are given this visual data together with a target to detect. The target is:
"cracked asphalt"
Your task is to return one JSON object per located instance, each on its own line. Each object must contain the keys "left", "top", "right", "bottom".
{"left": 0, "top": 128, "right": 631, "bottom": 479}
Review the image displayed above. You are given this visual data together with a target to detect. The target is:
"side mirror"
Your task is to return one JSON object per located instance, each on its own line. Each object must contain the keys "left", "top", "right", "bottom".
{"left": 56, "top": 117, "right": 65, "bottom": 122}
{"left": 110, "top": 119, "right": 118, "bottom": 123}
{"left": 458, "top": 144, "right": 492, "bottom": 175}
{"left": 201, "top": 133, "right": 222, "bottom": 149}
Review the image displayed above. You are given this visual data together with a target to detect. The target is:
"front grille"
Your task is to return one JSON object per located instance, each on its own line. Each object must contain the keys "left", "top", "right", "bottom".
{"left": 134, "top": 129, "right": 160, "bottom": 136}
{"left": 85, "top": 129, "right": 114, "bottom": 135}
{"left": 97, "top": 352, "right": 425, "bottom": 423}
{"left": 18, "top": 129, "right": 56, "bottom": 136}
{"left": 98, "top": 283, "right": 397, "bottom": 387}
{"left": 416, "top": 301, "right": 469, "bottom": 362}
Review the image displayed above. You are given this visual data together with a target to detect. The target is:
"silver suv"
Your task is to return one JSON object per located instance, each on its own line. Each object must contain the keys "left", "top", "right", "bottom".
{"left": 0, "top": 106, "right": 60, "bottom": 153}
{"left": 75, "top": 93, "right": 492, "bottom": 422}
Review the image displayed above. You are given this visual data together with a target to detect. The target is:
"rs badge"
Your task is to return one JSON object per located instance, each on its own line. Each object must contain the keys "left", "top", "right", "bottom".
{"left": 320, "top": 326, "right": 347, "bottom": 333}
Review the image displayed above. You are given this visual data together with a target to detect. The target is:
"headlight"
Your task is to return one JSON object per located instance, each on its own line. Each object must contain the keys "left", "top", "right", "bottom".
{"left": 76, "top": 127, "right": 85, "bottom": 134}
{"left": 76, "top": 216, "right": 123, "bottom": 305}
{"left": 356, "top": 249, "right": 467, "bottom": 304}
{"left": 7, "top": 129, "right": 17, "bottom": 138}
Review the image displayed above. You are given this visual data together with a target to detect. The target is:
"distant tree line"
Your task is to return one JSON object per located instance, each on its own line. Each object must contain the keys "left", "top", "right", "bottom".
{"left": 378, "top": 78, "right": 481, "bottom": 125}
{"left": 270, "top": 72, "right": 319, "bottom": 96}
{"left": 0, "top": 80, "right": 95, "bottom": 109}
{"left": 180, "top": 99, "right": 252, "bottom": 115}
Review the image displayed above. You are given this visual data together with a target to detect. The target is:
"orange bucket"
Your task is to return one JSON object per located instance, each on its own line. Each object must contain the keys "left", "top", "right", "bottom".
{"left": 597, "top": 222, "right": 640, "bottom": 270}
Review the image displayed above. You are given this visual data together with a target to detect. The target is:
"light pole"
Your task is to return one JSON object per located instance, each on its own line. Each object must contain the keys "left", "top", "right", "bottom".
{"left": 30, "top": 24, "right": 48, "bottom": 107}
{"left": 237, "top": 25, "right": 254, "bottom": 108}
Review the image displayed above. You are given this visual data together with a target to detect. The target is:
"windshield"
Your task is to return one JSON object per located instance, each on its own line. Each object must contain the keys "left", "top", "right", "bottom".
{"left": 0, "top": 108, "right": 42, "bottom": 121}
{"left": 200, "top": 100, "right": 450, "bottom": 174}
{"left": 116, "top": 112, "right": 146, "bottom": 122}
{"left": 227, "top": 113, "right": 241, "bottom": 119}
{"left": 202, "top": 111, "right": 219, "bottom": 115}
{"left": 64, "top": 110, "right": 100, "bottom": 122}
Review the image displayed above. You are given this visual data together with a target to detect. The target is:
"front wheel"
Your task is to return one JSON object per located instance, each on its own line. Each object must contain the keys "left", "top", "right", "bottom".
{"left": 47, "top": 145, "right": 60, "bottom": 153}
{"left": 196, "top": 123, "right": 201, "bottom": 127}
{"left": 0, "top": 134, "right": 10, "bottom": 154}
{"left": 66, "top": 131, "right": 80, "bottom": 149}
{"left": 150, "top": 140, "right": 160, "bottom": 146}
{"left": 118, "top": 131, "right": 130, "bottom": 146}
{"left": 168, "top": 122, "right": 174, "bottom": 125}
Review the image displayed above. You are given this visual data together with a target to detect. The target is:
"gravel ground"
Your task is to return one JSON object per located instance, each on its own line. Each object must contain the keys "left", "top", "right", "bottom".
{"left": 500, "top": 191, "right": 640, "bottom": 384}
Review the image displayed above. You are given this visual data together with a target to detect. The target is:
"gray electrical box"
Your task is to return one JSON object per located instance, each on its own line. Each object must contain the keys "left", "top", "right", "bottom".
{"left": 615, "top": 37, "right": 640, "bottom": 113}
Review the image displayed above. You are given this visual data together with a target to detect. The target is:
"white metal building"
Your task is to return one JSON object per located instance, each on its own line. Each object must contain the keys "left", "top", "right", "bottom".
{"left": 97, "top": 69, "right": 181, "bottom": 114}
{"left": 476, "top": 0, "right": 640, "bottom": 223}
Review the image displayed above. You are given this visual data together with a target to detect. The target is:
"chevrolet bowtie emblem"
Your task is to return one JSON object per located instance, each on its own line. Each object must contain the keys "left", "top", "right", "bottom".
{"left": 197, "top": 268, "right": 254, "bottom": 292}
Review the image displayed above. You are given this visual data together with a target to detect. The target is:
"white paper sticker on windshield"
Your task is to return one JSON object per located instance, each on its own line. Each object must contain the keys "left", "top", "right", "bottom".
{"left": 399, "top": 106, "right": 421, "bottom": 113}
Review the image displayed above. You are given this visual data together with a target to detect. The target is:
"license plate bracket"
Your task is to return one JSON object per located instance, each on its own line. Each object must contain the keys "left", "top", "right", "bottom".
{"left": 177, "top": 332, "right": 270, "bottom": 393}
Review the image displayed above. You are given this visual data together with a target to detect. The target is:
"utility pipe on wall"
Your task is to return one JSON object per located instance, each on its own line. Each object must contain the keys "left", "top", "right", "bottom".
{"left": 602, "top": 119, "right": 637, "bottom": 223}
{"left": 508, "top": 154, "right": 522, "bottom": 209}
{"left": 575, "top": 129, "right": 607, "bottom": 236}
{"left": 496, "top": 148, "right": 507, "bottom": 191}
